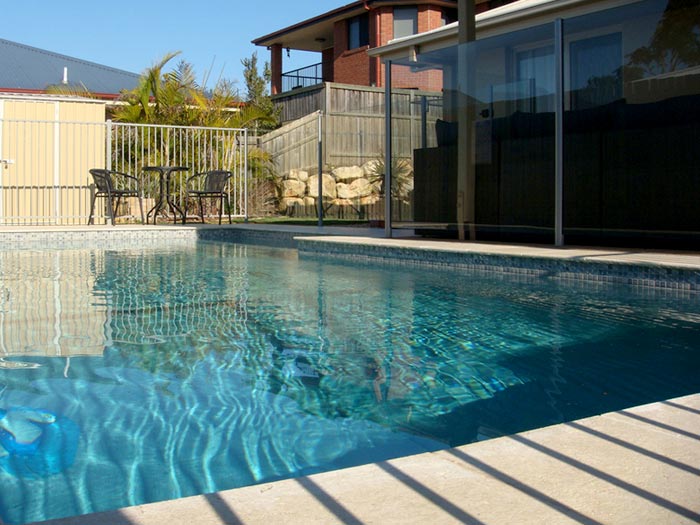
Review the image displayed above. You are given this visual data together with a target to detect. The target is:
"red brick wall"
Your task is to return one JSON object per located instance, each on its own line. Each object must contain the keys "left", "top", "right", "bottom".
{"left": 390, "top": 65, "right": 444, "bottom": 91}
{"left": 270, "top": 44, "right": 283, "bottom": 95}
{"left": 417, "top": 5, "right": 443, "bottom": 33}
{"left": 333, "top": 18, "right": 372, "bottom": 86}
{"left": 375, "top": 5, "right": 445, "bottom": 89}
{"left": 331, "top": 4, "right": 455, "bottom": 89}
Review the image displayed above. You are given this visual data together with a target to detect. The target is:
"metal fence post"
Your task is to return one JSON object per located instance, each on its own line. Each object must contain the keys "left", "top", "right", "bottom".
{"left": 384, "top": 61, "right": 393, "bottom": 238}
{"left": 106, "top": 120, "right": 112, "bottom": 171}
{"left": 317, "top": 110, "right": 323, "bottom": 228}
{"left": 554, "top": 18, "right": 565, "bottom": 247}
{"left": 244, "top": 128, "right": 249, "bottom": 222}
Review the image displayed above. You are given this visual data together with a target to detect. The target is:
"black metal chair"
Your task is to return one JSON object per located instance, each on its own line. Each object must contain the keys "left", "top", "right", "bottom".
{"left": 185, "top": 170, "right": 233, "bottom": 224}
{"left": 88, "top": 169, "right": 144, "bottom": 225}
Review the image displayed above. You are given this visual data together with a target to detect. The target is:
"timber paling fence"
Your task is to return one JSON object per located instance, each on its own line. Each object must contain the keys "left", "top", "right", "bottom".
{"left": 258, "top": 83, "right": 443, "bottom": 220}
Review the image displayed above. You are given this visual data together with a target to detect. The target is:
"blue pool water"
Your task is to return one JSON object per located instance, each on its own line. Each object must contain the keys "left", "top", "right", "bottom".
{"left": 0, "top": 241, "right": 699, "bottom": 523}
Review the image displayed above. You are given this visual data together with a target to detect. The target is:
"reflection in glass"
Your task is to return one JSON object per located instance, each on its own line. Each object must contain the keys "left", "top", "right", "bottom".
{"left": 388, "top": 0, "right": 699, "bottom": 248}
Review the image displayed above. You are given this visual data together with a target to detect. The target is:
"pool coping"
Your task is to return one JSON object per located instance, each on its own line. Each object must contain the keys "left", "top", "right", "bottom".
{"left": 294, "top": 236, "right": 700, "bottom": 292}
{"left": 30, "top": 392, "right": 700, "bottom": 525}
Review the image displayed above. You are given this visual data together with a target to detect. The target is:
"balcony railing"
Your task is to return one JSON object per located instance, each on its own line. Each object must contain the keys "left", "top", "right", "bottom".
{"left": 281, "top": 63, "right": 323, "bottom": 92}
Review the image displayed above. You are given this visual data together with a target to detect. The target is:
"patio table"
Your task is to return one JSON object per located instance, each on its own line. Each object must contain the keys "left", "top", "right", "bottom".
{"left": 144, "top": 166, "right": 189, "bottom": 224}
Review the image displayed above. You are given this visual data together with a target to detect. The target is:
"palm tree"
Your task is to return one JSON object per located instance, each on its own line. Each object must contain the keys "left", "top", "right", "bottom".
{"left": 110, "top": 53, "right": 278, "bottom": 217}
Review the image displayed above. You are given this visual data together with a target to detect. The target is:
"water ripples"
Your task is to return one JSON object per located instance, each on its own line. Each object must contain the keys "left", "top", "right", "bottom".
{"left": 0, "top": 243, "right": 698, "bottom": 523}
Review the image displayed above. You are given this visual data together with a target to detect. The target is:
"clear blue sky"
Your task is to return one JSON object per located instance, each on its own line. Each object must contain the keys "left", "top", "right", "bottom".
{"left": 2, "top": 0, "right": 347, "bottom": 94}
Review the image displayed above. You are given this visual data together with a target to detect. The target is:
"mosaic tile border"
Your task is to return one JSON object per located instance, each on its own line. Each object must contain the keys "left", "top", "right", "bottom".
{"left": 0, "top": 229, "right": 199, "bottom": 250}
{"left": 296, "top": 239, "right": 700, "bottom": 292}
{"left": 0, "top": 228, "right": 697, "bottom": 291}
{"left": 0, "top": 227, "right": 301, "bottom": 251}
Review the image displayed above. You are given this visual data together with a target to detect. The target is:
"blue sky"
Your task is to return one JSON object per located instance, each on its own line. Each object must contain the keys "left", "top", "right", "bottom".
{"left": 3, "top": 0, "right": 347, "bottom": 94}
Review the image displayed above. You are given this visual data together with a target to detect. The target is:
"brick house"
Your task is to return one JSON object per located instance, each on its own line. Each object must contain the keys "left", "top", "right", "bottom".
{"left": 253, "top": 0, "right": 516, "bottom": 95}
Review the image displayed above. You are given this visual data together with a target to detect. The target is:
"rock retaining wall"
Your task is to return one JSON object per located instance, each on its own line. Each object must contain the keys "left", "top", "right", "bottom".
{"left": 277, "top": 160, "right": 413, "bottom": 214}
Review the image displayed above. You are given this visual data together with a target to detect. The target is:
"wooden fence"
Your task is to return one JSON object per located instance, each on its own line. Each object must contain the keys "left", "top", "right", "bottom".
{"left": 259, "top": 82, "right": 443, "bottom": 177}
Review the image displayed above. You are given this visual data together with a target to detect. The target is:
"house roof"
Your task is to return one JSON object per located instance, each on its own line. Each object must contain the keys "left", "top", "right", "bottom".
{"left": 252, "top": 0, "right": 459, "bottom": 52}
{"left": 0, "top": 38, "right": 140, "bottom": 97}
{"left": 368, "top": 0, "right": 641, "bottom": 59}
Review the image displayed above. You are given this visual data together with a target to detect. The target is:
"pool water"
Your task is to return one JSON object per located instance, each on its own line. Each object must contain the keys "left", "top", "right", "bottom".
{"left": 0, "top": 241, "right": 698, "bottom": 523}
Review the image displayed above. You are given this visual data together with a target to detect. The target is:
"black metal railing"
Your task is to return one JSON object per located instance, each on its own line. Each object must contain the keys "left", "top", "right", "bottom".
{"left": 281, "top": 63, "right": 323, "bottom": 92}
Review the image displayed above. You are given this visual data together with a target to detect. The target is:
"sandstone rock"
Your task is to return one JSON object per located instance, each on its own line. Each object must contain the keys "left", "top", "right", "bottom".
{"left": 281, "top": 179, "right": 307, "bottom": 198}
{"left": 307, "top": 173, "right": 336, "bottom": 198}
{"left": 303, "top": 196, "right": 316, "bottom": 206}
{"left": 349, "top": 178, "right": 373, "bottom": 198}
{"left": 279, "top": 197, "right": 304, "bottom": 211}
{"left": 336, "top": 183, "right": 353, "bottom": 199}
{"left": 360, "top": 195, "right": 381, "bottom": 206}
{"left": 336, "top": 178, "right": 373, "bottom": 199}
{"left": 287, "top": 169, "right": 309, "bottom": 182}
{"left": 370, "top": 179, "right": 383, "bottom": 194}
{"left": 332, "top": 166, "right": 364, "bottom": 182}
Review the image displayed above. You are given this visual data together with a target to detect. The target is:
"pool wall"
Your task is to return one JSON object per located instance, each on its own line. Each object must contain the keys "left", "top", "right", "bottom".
{"left": 295, "top": 239, "right": 700, "bottom": 292}
{"left": 0, "top": 227, "right": 697, "bottom": 291}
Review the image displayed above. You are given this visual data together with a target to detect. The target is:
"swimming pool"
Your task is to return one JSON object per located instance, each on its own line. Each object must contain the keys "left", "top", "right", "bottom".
{"left": 1, "top": 239, "right": 699, "bottom": 523}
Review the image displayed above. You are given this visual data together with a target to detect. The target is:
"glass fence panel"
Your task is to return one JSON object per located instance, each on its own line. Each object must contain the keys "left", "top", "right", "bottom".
{"left": 391, "top": 23, "right": 557, "bottom": 242}
{"left": 563, "top": 0, "right": 700, "bottom": 248}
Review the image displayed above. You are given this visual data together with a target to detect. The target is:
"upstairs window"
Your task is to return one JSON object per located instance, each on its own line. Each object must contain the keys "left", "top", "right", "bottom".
{"left": 393, "top": 7, "right": 418, "bottom": 39}
{"left": 348, "top": 13, "right": 370, "bottom": 49}
{"left": 442, "top": 8, "right": 458, "bottom": 25}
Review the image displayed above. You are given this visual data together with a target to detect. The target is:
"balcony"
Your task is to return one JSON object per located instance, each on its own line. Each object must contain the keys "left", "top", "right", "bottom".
{"left": 282, "top": 63, "right": 323, "bottom": 92}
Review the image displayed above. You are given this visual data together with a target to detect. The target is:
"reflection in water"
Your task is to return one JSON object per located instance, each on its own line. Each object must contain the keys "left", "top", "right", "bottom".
{"left": 0, "top": 242, "right": 698, "bottom": 524}
{"left": 0, "top": 250, "right": 110, "bottom": 360}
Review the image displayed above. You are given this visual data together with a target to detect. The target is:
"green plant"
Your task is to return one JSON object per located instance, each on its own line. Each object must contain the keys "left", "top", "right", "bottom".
{"left": 365, "top": 156, "right": 414, "bottom": 202}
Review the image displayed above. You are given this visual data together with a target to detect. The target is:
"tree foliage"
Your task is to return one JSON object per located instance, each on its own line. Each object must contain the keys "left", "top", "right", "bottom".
{"left": 111, "top": 52, "right": 278, "bottom": 131}
{"left": 626, "top": 0, "right": 700, "bottom": 78}
{"left": 241, "top": 51, "right": 279, "bottom": 132}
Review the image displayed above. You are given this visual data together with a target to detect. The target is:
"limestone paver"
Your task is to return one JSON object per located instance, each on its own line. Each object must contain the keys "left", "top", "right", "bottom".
{"left": 32, "top": 394, "right": 700, "bottom": 525}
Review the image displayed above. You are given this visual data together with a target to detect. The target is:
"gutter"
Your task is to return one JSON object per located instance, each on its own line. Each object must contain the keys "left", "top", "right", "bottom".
{"left": 253, "top": 0, "right": 457, "bottom": 46}
{"left": 368, "top": 0, "right": 641, "bottom": 57}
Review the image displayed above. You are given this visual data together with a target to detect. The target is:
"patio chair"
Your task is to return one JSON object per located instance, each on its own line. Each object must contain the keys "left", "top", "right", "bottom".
{"left": 185, "top": 170, "right": 233, "bottom": 224}
{"left": 88, "top": 169, "right": 145, "bottom": 226}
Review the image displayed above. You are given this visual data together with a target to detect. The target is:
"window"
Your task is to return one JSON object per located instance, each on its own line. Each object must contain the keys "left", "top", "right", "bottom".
{"left": 516, "top": 45, "right": 555, "bottom": 113}
{"left": 569, "top": 32, "right": 623, "bottom": 109}
{"left": 348, "top": 14, "right": 370, "bottom": 49}
{"left": 442, "top": 8, "right": 458, "bottom": 26}
{"left": 393, "top": 7, "right": 418, "bottom": 39}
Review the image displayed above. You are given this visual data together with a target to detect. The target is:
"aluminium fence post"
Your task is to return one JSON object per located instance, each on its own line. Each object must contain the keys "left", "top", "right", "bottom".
{"left": 384, "top": 60, "right": 392, "bottom": 238}
{"left": 106, "top": 120, "right": 112, "bottom": 171}
{"left": 317, "top": 110, "right": 323, "bottom": 228}
{"left": 244, "top": 128, "right": 249, "bottom": 222}
{"left": 554, "top": 18, "right": 564, "bottom": 247}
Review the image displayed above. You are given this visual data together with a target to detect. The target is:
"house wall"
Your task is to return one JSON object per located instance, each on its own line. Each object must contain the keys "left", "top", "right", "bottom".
{"left": 333, "top": 14, "right": 372, "bottom": 86}
{"left": 334, "top": 4, "right": 448, "bottom": 89}
{"left": 322, "top": 48, "right": 335, "bottom": 82}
